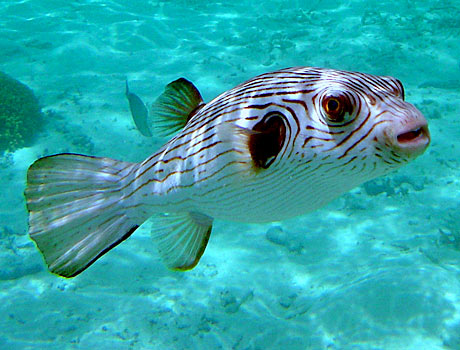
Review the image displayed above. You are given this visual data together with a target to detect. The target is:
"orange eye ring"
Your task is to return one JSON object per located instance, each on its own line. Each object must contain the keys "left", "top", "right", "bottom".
{"left": 322, "top": 94, "right": 352, "bottom": 123}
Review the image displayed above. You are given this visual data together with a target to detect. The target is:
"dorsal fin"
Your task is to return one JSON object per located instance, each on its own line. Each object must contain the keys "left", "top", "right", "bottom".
{"left": 150, "top": 78, "right": 204, "bottom": 137}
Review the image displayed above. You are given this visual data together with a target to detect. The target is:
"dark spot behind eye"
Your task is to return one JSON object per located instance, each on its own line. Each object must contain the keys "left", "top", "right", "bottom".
{"left": 249, "top": 112, "right": 286, "bottom": 169}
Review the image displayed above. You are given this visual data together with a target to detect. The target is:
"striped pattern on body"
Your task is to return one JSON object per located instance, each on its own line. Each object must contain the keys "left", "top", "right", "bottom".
{"left": 124, "top": 67, "right": 417, "bottom": 222}
{"left": 25, "top": 66, "right": 429, "bottom": 277}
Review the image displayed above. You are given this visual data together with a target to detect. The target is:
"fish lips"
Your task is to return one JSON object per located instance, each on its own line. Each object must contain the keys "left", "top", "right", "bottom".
{"left": 388, "top": 119, "right": 431, "bottom": 158}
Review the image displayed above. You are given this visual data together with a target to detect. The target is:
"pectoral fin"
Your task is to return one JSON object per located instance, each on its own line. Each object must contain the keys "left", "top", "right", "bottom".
{"left": 151, "top": 211, "right": 213, "bottom": 271}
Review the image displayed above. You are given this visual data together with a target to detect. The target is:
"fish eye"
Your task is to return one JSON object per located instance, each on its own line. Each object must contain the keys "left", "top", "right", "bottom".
{"left": 322, "top": 94, "right": 353, "bottom": 123}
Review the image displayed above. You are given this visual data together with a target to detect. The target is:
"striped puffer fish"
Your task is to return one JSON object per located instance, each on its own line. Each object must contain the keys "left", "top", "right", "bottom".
{"left": 25, "top": 67, "right": 430, "bottom": 278}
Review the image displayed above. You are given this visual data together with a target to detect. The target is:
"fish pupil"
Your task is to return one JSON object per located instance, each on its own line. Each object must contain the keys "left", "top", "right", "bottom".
{"left": 327, "top": 99, "right": 339, "bottom": 112}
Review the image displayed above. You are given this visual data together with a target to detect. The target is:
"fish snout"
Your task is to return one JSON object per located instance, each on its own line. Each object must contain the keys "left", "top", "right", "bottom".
{"left": 384, "top": 113, "right": 430, "bottom": 158}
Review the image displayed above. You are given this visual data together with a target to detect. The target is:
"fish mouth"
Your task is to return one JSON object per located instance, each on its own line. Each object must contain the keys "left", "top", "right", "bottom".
{"left": 397, "top": 125, "right": 427, "bottom": 143}
{"left": 395, "top": 123, "right": 430, "bottom": 157}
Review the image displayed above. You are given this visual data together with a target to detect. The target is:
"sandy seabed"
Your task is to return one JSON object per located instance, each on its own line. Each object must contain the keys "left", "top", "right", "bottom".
{"left": 1, "top": 0, "right": 460, "bottom": 349}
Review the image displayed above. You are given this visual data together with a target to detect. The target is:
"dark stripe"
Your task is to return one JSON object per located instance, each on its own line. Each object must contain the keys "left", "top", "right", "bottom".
{"left": 67, "top": 224, "right": 139, "bottom": 278}
{"left": 337, "top": 119, "right": 389, "bottom": 159}
{"left": 125, "top": 147, "right": 244, "bottom": 198}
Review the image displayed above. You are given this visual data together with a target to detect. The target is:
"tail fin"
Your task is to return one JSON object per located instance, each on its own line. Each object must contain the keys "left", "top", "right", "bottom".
{"left": 25, "top": 153, "right": 140, "bottom": 278}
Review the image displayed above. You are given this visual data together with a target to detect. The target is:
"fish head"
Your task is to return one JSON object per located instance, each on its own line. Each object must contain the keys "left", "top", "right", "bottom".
{"left": 291, "top": 69, "right": 430, "bottom": 180}
{"left": 367, "top": 77, "right": 430, "bottom": 160}
{"left": 235, "top": 68, "right": 431, "bottom": 219}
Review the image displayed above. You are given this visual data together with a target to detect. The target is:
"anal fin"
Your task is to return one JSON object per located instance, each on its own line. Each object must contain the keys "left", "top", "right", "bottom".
{"left": 151, "top": 211, "right": 213, "bottom": 271}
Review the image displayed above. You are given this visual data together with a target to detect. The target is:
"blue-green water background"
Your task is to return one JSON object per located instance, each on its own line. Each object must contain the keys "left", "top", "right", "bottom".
{"left": 1, "top": 0, "right": 460, "bottom": 349}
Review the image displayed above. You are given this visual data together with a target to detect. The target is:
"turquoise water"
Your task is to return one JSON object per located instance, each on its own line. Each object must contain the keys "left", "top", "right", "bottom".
{"left": 1, "top": 0, "right": 460, "bottom": 349}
